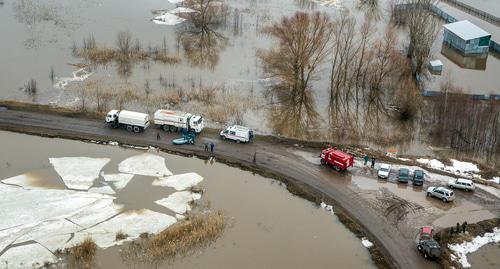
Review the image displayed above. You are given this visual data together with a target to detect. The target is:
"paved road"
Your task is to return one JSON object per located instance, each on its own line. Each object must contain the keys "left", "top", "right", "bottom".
{"left": 0, "top": 108, "right": 439, "bottom": 269}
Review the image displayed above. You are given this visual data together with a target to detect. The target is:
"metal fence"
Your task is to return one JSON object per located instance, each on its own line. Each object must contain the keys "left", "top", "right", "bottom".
{"left": 440, "top": 0, "right": 500, "bottom": 27}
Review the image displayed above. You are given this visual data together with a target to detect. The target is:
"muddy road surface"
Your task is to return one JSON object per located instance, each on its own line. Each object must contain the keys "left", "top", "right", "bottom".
{"left": 0, "top": 107, "right": 481, "bottom": 269}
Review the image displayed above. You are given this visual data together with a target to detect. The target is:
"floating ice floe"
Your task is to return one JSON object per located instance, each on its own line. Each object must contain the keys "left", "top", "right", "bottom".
{"left": 67, "top": 198, "right": 123, "bottom": 229}
{"left": 1, "top": 173, "right": 56, "bottom": 190}
{"left": 89, "top": 185, "right": 116, "bottom": 195}
{"left": 312, "top": 0, "right": 343, "bottom": 8}
{"left": 13, "top": 219, "right": 81, "bottom": 252}
{"left": 448, "top": 227, "right": 500, "bottom": 268}
{"left": 53, "top": 67, "right": 92, "bottom": 89}
{"left": 169, "top": 7, "right": 196, "bottom": 14}
{"left": 49, "top": 157, "right": 110, "bottom": 190}
{"left": 153, "top": 13, "right": 186, "bottom": 25}
{"left": 69, "top": 209, "right": 177, "bottom": 248}
{"left": 119, "top": 153, "right": 172, "bottom": 177}
{"left": 320, "top": 202, "right": 334, "bottom": 214}
{"left": 155, "top": 191, "right": 201, "bottom": 214}
{"left": 0, "top": 185, "right": 113, "bottom": 231}
{"left": 0, "top": 243, "right": 57, "bottom": 269}
{"left": 361, "top": 238, "right": 374, "bottom": 248}
{"left": 168, "top": 0, "right": 185, "bottom": 3}
{"left": 152, "top": 172, "right": 203, "bottom": 191}
{"left": 102, "top": 173, "right": 134, "bottom": 191}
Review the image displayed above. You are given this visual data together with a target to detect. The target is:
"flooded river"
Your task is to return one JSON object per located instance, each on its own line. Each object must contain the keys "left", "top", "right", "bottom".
{"left": 0, "top": 130, "right": 375, "bottom": 268}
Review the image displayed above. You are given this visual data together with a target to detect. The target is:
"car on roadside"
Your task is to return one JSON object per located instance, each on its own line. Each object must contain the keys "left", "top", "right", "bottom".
{"left": 378, "top": 164, "right": 391, "bottom": 179}
{"left": 398, "top": 168, "right": 410, "bottom": 183}
{"left": 412, "top": 169, "right": 425, "bottom": 186}
{"left": 448, "top": 178, "right": 475, "bottom": 192}
{"left": 416, "top": 226, "right": 441, "bottom": 260}
{"left": 427, "top": 186, "right": 455, "bottom": 202}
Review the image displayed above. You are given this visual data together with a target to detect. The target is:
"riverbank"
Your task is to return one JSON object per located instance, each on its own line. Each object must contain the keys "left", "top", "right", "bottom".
{"left": 1, "top": 102, "right": 499, "bottom": 269}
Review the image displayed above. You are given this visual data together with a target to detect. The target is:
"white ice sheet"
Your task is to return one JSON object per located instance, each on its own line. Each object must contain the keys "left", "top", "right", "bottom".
{"left": 49, "top": 157, "right": 110, "bottom": 190}
{"left": 152, "top": 172, "right": 203, "bottom": 191}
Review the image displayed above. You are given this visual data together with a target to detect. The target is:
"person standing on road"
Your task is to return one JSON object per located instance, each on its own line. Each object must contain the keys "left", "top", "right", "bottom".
{"left": 371, "top": 157, "right": 376, "bottom": 168}
{"left": 210, "top": 142, "right": 214, "bottom": 156}
{"left": 157, "top": 132, "right": 160, "bottom": 141}
{"left": 204, "top": 143, "right": 208, "bottom": 151}
{"left": 462, "top": 221, "right": 467, "bottom": 233}
{"left": 364, "top": 154, "right": 369, "bottom": 165}
{"left": 253, "top": 151, "right": 257, "bottom": 163}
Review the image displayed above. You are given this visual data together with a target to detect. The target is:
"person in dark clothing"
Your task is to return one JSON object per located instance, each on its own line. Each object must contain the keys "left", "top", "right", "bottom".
{"left": 210, "top": 142, "right": 214, "bottom": 155}
{"left": 204, "top": 143, "right": 208, "bottom": 151}
{"left": 364, "top": 155, "right": 369, "bottom": 165}
{"left": 253, "top": 151, "right": 257, "bottom": 163}
{"left": 456, "top": 222, "right": 461, "bottom": 233}
{"left": 156, "top": 132, "right": 160, "bottom": 141}
{"left": 371, "top": 157, "right": 376, "bottom": 168}
{"left": 462, "top": 221, "right": 467, "bottom": 233}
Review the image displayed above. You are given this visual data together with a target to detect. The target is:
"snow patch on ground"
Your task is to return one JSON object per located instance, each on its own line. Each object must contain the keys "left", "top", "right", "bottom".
{"left": 119, "top": 153, "right": 172, "bottom": 177}
{"left": 490, "top": 177, "right": 500, "bottom": 184}
{"left": 102, "top": 173, "right": 134, "bottom": 191}
{"left": 155, "top": 191, "right": 202, "bottom": 214}
{"left": 53, "top": 67, "right": 92, "bottom": 89}
{"left": 49, "top": 157, "right": 110, "bottom": 190}
{"left": 152, "top": 172, "right": 203, "bottom": 191}
{"left": 320, "top": 202, "right": 334, "bottom": 214}
{"left": 448, "top": 227, "right": 500, "bottom": 268}
{"left": 416, "top": 158, "right": 480, "bottom": 177}
{"left": 0, "top": 243, "right": 57, "bottom": 269}
{"left": 361, "top": 238, "right": 374, "bottom": 248}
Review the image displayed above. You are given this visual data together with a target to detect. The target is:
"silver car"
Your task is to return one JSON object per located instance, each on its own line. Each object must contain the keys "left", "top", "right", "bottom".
{"left": 427, "top": 187, "right": 455, "bottom": 203}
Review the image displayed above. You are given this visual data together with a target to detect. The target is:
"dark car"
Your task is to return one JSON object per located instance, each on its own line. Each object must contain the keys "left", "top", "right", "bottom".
{"left": 398, "top": 168, "right": 410, "bottom": 183}
{"left": 418, "top": 239, "right": 441, "bottom": 259}
{"left": 413, "top": 170, "right": 425, "bottom": 186}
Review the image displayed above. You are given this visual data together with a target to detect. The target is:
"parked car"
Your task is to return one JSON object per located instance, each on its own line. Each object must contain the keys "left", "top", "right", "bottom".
{"left": 427, "top": 186, "right": 455, "bottom": 202}
{"left": 416, "top": 226, "right": 441, "bottom": 260}
{"left": 413, "top": 169, "right": 425, "bottom": 186}
{"left": 398, "top": 168, "right": 410, "bottom": 183}
{"left": 378, "top": 164, "right": 391, "bottom": 179}
{"left": 448, "top": 178, "right": 475, "bottom": 192}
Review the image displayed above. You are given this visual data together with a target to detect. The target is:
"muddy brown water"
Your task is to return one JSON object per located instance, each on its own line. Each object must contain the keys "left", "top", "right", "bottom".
{"left": 0, "top": 130, "right": 376, "bottom": 268}
{"left": 468, "top": 243, "right": 500, "bottom": 269}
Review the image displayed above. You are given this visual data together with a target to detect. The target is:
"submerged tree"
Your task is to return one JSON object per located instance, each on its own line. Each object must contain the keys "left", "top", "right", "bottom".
{"left": 183, "top": 0, "right": 230, "bottom": 30}
{"left": 259, "top": 11, "right": 332, "bottom": 138}
{"left": 397, "top": 0, "right": 439, "bottom": 74}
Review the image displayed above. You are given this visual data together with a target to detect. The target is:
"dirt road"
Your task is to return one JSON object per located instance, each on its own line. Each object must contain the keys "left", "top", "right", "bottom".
{"left": 0, "top": 107, "right": 440, "bottom": 269}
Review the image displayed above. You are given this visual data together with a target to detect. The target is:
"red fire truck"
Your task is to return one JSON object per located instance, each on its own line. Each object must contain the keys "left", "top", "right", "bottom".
{"left": 320, "top": 148, "right": 354, "bottom": 171}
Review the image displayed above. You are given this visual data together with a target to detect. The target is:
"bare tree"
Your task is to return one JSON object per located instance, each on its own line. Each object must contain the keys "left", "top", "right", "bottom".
{"left": 183, "top": 0, "right": 229, "bottom": 30}
{"left": 259, "top": 11, "right": 332, "bottom": 97}
{"left": 117, "top": 30, "right": 132, "bottom": 56}
{"left": 398, "top": 0, "right": 439, "bottom": 74}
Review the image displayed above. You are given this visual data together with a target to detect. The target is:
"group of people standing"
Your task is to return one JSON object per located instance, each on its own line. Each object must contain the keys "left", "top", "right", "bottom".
{"left": 363, "top": 154, "right": 377, "bottom": 168}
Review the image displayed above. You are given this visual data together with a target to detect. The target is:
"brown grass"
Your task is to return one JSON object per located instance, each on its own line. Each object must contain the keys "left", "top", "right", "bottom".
{"left": 66, "top": 236, "right": 97, "bottom": 269}
{"left": 121, "top": 209, "right": 225, "bottom": 266}
{"left": 116, "top": 230, "right": 128, "bottom": 241}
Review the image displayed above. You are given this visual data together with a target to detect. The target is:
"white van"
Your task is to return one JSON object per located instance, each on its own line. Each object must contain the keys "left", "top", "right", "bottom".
{"left": 448, "top": 178, "right": 475, "bottom": 191}
{"left": 220, "top": 125, "right": 254, "bottom": 143}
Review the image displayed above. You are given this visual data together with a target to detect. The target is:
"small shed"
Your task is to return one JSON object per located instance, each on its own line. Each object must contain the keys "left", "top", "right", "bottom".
{"left": 443, "top": 20, "right": 491, "bottom": 55}
{"left": 428, "top": 60, "right": 443, "bottom": 73}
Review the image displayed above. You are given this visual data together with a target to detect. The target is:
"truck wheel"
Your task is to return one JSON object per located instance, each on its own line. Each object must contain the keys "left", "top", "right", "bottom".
{"left": 133, "top": 126, "right": 140, "bottom": 133}
{"left": 320, "top": 159, "right": 326, "bottom": 165}
{"left": 126, "top": 125, "right": 133, "bottom": 132}
{"left": 170, "top": 126, "right": 177, "bottom": 132}
{"left": 162, "top": 125, "right": 169, "bottom": 132}
{"left": 236, "top": 140, "right": 241, "bottom": 144}
{"left": 334, "top": 166, "right": 340, "bottom": 172}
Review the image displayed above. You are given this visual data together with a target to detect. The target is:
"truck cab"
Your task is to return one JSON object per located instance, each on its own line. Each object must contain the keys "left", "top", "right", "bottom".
{"left": 106, "top": 110, "right": 119, "bottom": 126}
{"left": 189, "top": 115, "right": 204, "bottom": 133}
{"left": 320, "top": 148, "right": 354, "bottom": 172}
